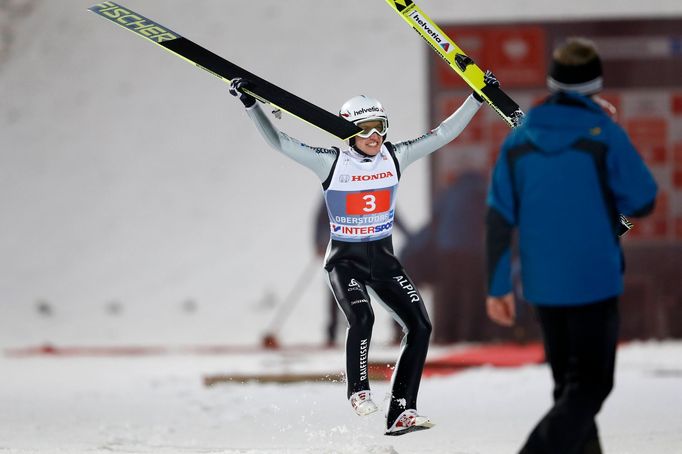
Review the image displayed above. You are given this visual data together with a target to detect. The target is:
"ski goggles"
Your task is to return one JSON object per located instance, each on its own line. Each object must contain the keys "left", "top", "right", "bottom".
{"left": 355, "top": 119, "right": 388, "bottom": 138}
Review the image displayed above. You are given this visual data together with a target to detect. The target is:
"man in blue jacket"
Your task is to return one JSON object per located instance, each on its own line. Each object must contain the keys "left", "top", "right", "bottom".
{"left": 486, "top": 38, "right": 658, "bottom": 454}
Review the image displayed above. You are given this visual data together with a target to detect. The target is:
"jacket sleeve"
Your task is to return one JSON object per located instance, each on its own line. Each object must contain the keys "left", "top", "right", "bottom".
{"left": 487, "top": 136, "right": 518, "bottom": 226}
{"left": 244, "top": 103, "right": 337, "bottom": 181}
{"left": 391, "top": 95, "right": 482, "bottom": 171}
{"left": 606, "top": 123, "right": 658, "bottom": 217}
{"left": 486, "top": 207, "right": 514, "bottom": 297}
{"left": 486, "top": 138, "right": 518, "bottom": 297}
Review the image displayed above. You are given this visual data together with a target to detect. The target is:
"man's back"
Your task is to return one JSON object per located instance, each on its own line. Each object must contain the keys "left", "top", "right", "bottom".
{"left": 489, "top": 91, "right": 657, "bottom": 304}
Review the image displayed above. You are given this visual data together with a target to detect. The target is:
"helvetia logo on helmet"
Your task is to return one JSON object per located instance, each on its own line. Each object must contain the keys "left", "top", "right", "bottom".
{"left": 353, "top": 106, "right": 383, "bottom": 116}
{"left": 408, "top": 10, "right": 453, "bottom": 53}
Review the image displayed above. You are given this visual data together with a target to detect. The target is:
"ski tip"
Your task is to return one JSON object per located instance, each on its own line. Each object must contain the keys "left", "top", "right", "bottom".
{"left": 88, "top": 1, "right": 119, "bottom": 13}
{"left": 88, "top": 2, "right": 181, "bottom": 44}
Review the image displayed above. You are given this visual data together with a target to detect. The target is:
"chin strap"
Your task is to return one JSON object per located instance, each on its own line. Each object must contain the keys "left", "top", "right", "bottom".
{"left": 349, "top": 136, "right": 387, "bottom": 158}
{"left": 351, "top": 145, "right": 373, "bottom": 158}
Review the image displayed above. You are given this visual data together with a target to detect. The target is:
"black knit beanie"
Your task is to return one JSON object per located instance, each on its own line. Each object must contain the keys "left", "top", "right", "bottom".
{"left": 547, "top": 45, "right": 603, "bottom": 95}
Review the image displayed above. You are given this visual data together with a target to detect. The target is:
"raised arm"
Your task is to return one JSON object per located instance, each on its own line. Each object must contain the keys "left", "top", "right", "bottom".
{"left": 391, "top": 94, "right": 482, "bottom": 171}
{"left": 391, "top": 71, "right": 500, "bottom": 171}
{"left": 229, "top": 78, "right": 337, "bottom": 181}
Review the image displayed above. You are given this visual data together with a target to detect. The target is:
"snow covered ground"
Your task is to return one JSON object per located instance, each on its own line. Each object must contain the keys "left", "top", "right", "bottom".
{"left": 1, "top": 341, "right": 682, "bottom": 453}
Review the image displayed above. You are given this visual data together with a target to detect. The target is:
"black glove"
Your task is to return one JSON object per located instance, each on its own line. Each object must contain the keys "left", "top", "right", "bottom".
{"left": 229, "top": 77, "right": 256, "bottom": 108}
{"left": 472, "top": 70, "right": 500, "bottom": 103}
{"left": 617, "top": 214, "right": 634, "bottom": 237}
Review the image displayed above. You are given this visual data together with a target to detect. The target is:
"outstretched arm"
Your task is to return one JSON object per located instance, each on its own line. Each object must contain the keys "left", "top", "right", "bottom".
{"left": 392, "top": 71, "right": 499, "bottom": 171}
{"left": 486, "top": 137, "right": 517, "bottom": 327}
{"left": 229, "top": 78, "right": 337, "bottom": 181}
{"left": 392, "top": 95, "right": 482, "bottom": 171}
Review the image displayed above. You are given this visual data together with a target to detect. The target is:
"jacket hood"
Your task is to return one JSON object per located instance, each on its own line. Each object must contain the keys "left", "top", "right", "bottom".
{"left": 519, "top": 93, "right": 609, "bottom": 153}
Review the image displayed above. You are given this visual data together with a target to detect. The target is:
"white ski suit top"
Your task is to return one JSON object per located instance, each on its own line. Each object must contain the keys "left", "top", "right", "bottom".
{"left": 244, "top": 95, "right": 483, "bottom": 242}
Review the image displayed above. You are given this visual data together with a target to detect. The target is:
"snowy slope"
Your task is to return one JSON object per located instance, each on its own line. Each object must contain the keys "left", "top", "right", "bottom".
{"left": 2, "top": 0, "right": 682, "bottom": 349}
{"left": 0, "top": 0, "right": 432, "bottom": 346}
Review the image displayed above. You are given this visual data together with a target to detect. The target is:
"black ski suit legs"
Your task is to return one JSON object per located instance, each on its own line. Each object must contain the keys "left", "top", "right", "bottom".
{"left": 327, "top": 263, "right": 432, "bottom": 426}
{"left": 520, "top": 297, "right": 619, "bottom": 454}
{"left": 328, "top": 266, "right": 375, "bottom": 396}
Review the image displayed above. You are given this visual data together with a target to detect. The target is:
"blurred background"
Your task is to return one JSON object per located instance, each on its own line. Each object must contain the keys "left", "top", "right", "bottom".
{"left": 2, "top": 0, "right": 681, "bottom": 350}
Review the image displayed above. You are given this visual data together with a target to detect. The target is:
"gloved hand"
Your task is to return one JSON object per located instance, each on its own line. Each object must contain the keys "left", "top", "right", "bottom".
{"left": 472, "top": 70, "right": 499, "bottom": 103}
{"left": 229, "top": 77, "right": 256, "bottom": 108}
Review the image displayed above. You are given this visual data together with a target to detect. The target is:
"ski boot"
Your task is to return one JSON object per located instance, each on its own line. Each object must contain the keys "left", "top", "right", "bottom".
{"left": 385, "top": 409, "right": 434, "bottom": 436}
{"left": 349, "top": 390, "right": 378, "bottom": 416}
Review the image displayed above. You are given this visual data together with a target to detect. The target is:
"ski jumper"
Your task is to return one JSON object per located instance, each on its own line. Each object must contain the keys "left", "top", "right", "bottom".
{"left": 244, "top": 95, "right": 482, "bottom": 425}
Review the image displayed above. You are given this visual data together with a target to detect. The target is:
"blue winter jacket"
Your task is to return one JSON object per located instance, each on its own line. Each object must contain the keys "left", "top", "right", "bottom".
{"left": 487, "top": 92, "right": 658, "bottom": 305}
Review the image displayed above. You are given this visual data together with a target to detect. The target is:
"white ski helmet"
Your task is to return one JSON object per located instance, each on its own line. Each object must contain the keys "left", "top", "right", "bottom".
{"left": 339, "top": 95, "right": 389, "bottom": 137}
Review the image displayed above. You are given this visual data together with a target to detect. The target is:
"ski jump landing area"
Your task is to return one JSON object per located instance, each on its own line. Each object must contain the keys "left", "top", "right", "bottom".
{"left": 5, "top": 342, "right": 545, "bottom": 385}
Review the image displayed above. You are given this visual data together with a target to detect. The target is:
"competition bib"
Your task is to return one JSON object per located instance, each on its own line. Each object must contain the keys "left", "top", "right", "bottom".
{"left": 324, "top": 146, "right": 399, "bottom": 242}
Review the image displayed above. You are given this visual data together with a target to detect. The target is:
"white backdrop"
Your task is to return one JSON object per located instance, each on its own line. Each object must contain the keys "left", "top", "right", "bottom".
{"left": 2, "top": 0, "right": 682, "bottom": 347}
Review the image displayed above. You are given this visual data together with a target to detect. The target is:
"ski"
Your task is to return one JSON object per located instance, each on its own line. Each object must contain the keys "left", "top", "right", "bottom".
{"left": 385, "top": 0, "right": 635, "bottom": 234}
{"left": 385, "top": 0, "right": 524, "bottom": 128}
{"left": 88, "top": 2, "right": 362, "bottom": 141}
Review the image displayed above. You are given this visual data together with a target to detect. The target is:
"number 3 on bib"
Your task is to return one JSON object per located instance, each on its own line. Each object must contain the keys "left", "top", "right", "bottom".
{"left": 362, "top": 194, "right": 377, "bottom": 212}
{"left": 346, "top": 190, "right": 391, "bottom": 215}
